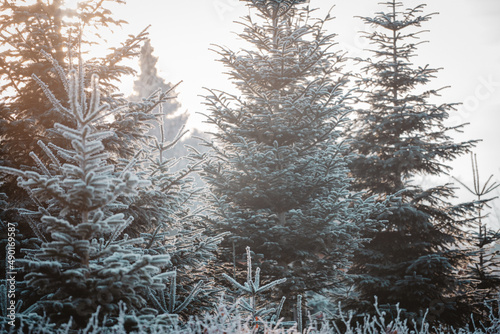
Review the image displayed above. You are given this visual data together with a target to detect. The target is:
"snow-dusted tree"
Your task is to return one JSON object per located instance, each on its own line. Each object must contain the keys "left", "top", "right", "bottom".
{"left": 130, "top": 40, "right": 183, "bottom": 142}
{"left": 222, "top": 246, "right": 294, "bottom": 329}
{"left": 202, "top": 0, "right": 378, "bottom": 302}
{"left": 130, "top": 40, "right": 209, "bottom": 173}
{"left": 129, "top": 102, "right": 227, "bottom": 319}
{"left": 347, "top": 0, "right": 478, "bottom": 325}
{"left": 0, "top": 2, "right": 160, "bottom": 320}
{"left": 454, "top": 154, "right": 500, "bottom": 312}
{"left": 0, "top": 60, "right": 176, "bottom": 327}
{"left": 0, "top": 2, "right": 155, "bottom": 300}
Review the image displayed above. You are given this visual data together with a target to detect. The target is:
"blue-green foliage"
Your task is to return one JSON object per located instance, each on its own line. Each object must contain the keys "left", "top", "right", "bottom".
{"left": 0, "top": 62, "right": 173, "bottom": 326}
{"left": 202, "top": 0, "right": 381, "bottom": 302}
{"left": 347, "top": 0, "right": 479, "bottom": 326}
{"left": 222, "top": 246, "right": 291, "bottom": 328}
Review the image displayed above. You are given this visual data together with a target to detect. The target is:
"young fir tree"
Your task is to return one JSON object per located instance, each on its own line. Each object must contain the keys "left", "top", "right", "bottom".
{"left": 130, "top": 100, "right": 227, "bottom": 319}
{"left": 202, "top": 0, "right": 377, "bottom": 303}
{"left": 454, "top": 154, "right": 500, "bottom": 310}
{"left": 0, "top": 58, "right": 176, "bottom": 327}
{"left": 347, "top": 0, "right": 478, "bottom": 325}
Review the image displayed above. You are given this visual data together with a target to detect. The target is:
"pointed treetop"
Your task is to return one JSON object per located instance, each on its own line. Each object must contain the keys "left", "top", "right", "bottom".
{"left": 361, "top": 1, "right": 434, "bottom": 31}
{"left": 244, "top": 0, "right": 309, "bottom": 17}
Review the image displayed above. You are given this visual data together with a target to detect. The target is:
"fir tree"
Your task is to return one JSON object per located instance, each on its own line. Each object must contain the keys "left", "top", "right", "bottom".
{"left": 0, "top": 2, "right": 225, "bottom": 326}
{"left": 347, "top": 0, "right": 478, "bottom": 325}
{"left": 0, "top": 2, "right": 156, "bottom": 318}
{"left": 131, "top": 102, "right": 227, "bottom": 318}
{"left": 222, "top": 247, "right": 293, "bottom": 330}
{"left": 0, "top": 59, "right": 175, "bottom": 327}
{"left": 202, "top": 0, "right": 378, "bottom": 304}
{"left": 454, "top": 154, "right": 500, "bottom": 314}
{"left": 130, "top": 40, "right": 209, "bottom": 171}
{"left": 130, "top": 40, "right": 184, "bottom": 143}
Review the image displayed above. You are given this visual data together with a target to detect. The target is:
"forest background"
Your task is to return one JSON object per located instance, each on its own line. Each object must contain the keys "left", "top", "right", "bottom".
{"left": 93, "top": 0, "right": 500, "bottom": 217}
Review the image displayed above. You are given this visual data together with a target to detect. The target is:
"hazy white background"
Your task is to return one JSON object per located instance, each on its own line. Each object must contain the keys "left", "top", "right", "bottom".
{"left": 79, "top": 0, "right": 500, "bottom": 224}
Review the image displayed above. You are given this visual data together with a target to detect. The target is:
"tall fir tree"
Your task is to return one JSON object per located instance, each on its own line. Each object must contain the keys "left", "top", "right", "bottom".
{"left": 0, "top": 47, "right": 227, "bottom": 328}
{"left": 0, "top": 1, "right": 224, "bottom": 327}
{"left": 130, "top": 40, "right": 209, "bottom": 171}
{"left": 130, "top": 40, "right": 184, "bottom": 143}
{"left": 0, "top": 1, "right": 154, "bottom": 312}
{"left": 202, "top": 0, "right": 378, "bottom": 304}
{"left": 347, "top": 0, "right": 478, "bottom": 326}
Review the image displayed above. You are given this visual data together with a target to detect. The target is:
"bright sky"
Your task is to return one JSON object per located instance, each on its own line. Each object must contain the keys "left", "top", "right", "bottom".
{"left": 83, "top": 0, "right": 500, "bottom": 224}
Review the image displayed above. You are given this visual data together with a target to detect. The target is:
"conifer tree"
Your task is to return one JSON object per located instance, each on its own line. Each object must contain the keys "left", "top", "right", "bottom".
{"left": 454, "top": 154, "right": 500, "bottom": 311}
{"left": 131, "top": 100, "right": 227, "bottom": 318}
{"left": 202, "top": 0, "right": 377, "bottom": 301}
{"left": 0, "top": 59, "right": 174, "bottom": 327}
{"left": 131, "top": 40, "right": 184, "bottom": 143}
{"left": 347, "top": 0, "right": 478, "bottom": 325}
{"left": 222, "top": 246, "right": 292, "bottom": 329}
{"left": 131, "top": 40, "right": 209, "bottom": 171}
{"left": 0, "top": 2, "right": 155, "bottom": 312}
{"left": 0, "top": 1, "right": 226, "bottom": 326}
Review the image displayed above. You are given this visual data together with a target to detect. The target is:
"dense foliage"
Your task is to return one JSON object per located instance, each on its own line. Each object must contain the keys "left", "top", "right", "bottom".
{"left": 201, "top": 0, "right": 379, "bottom": 303}
{"left": 0, "top": 0, "right": 498, "bottom": 332}
{"left": 347, "top": 0, "right": 480, "bottom": 326}
{"left": 0, "top": 0, "right": 150, "bottom": 189}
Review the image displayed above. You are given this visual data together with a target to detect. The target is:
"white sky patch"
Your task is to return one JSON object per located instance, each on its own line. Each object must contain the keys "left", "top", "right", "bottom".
{"left": 62, "top": 0, "right": 80, "bottom": 9}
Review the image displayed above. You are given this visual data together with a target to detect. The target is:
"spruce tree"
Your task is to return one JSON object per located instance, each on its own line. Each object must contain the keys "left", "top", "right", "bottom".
{"left": 454, "top": 154, "right": 500, "bottom": 314}
{"left": 0, "top": 59, "right": 174, "bottom": 327}
{"left": 202, "top": 0, "right": 377, "bottom": 302}
{"left": 131, "top": 40, "right": 184, "bottom": 143}
{"left": 347, "top": 0, "right": 478, "bottom": 325}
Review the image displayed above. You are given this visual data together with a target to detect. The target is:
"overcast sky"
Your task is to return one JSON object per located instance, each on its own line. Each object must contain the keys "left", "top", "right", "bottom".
{"left": 98, "top": 0, "right": 500, "bottom": 224}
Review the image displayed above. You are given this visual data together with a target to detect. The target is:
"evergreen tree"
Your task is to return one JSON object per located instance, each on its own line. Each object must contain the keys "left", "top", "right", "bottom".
{"left": 0, "top": 2, "right": 155, "bottom": 316}
{"left": 347, "top": 0, "right": 478, "bottom": 325}
{"left": 0, "top": 0, "right": 160, "bottom": 316}
{"left": 0, "top": 60, "right": 173, "bottom": 327}
{"left": 1, "top": 53, "right": 226, "bottom": 332}
{"left": 454, "top": 154, "right": 500, "bottom": 314}
{"left": 130, "top": 40, "right": 184, "bottom": 143}
{"left": 202, "top": 0, "right": 377, "bottom": 303}
{"left": 131, "top": 101, "right": 227, "bottom": 319}
{"left": 130, "top": 40, "right": 209, "bottom": 172}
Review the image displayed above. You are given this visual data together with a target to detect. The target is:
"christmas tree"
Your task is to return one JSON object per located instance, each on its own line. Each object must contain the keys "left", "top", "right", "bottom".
{"left": 0, "top": 57, "right": 174, "bottom": 327}
{"left": 130, "top": 40, "right": 184, "bottom": 144}
{"left": 202, "top": 0, "right": 377, "bottom": 303}
{"left": 347, "top": 0, "right": 478, "bottom": 325}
